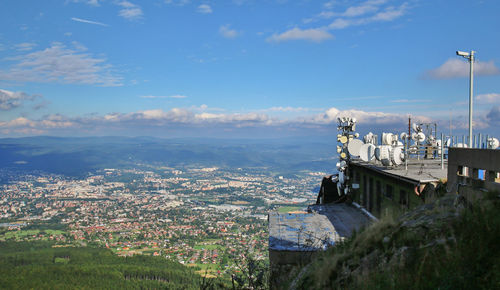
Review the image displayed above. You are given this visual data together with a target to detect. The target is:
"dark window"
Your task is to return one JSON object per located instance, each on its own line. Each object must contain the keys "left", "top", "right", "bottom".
{"left": 362, "top": 175, "right": 367, "bottom": 207}
{"left": 385, "top": 184, "right": 393, "bottom": 200}
{"left": 369, "top": 178, "right": 374, "bottom": 211}
{"left": 400, "top": 190, "right": 407, "bottom": 208}
{"left": 376, "top": 180, "right": 381, "bottom": 214}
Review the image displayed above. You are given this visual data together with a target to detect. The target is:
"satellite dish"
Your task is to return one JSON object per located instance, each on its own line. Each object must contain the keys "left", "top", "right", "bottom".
{"left": 340, "top": 152, "right": 347, "bottom": 159}
{"left": 382, "top": 133, "right": 394, "bottom": 145}
{"left": 412, "top": 123, "right": 422, "bottom": 133}
{"left": 347, "top": 139, "right": 363, "bottom": 157}
{"left": 363, "top": 132, "right": 374, "bottom": 144}
{"left": 487, "top": 137, "right": 499, "bottom": 149}
{"left": 378, "top": 145, "right": 391, "bottom": 166}
{"left": 359, "top": 143, "right": 376, "bottom": 162}
{"left": 400, "top": 132, "right": 408, "bottom": 140}
{"left": 412, "top": 132, "right": 426, "bottom": 143}
{"left": 391, "top": 146, "right": 404, "bottom": 166}
{"left": 339, "top": 135, "right": 348, "bottom": 144}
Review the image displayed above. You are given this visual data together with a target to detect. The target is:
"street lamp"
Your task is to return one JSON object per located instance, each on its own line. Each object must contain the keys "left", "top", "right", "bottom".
{"left": 456, "top": 50, "right": 475, "bottom": 148}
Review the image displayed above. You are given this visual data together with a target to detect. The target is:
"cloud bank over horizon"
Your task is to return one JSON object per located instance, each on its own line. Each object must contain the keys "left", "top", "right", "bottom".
{"left": 0, "top": 105, "right": 496, "bottom": 138}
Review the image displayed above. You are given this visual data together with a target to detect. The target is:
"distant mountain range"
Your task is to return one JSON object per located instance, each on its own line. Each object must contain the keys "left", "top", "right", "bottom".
{"left": 0, "top": 136, "right": 337, "bottom": 178}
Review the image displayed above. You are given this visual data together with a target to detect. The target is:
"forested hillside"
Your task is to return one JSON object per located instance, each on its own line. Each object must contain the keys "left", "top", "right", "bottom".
{"left": 0, "top": 242, "right": 202, "bottom": 289}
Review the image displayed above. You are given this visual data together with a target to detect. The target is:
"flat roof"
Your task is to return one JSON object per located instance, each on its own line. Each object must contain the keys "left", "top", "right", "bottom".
{"left": 269, "top": 203, "right": 371, "bottom": 252}
{"left": 350, "top": 158, "right": 448, "bottom": 184}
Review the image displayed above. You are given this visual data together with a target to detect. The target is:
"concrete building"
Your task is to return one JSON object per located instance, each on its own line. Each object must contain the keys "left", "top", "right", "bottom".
{"left": 349, "top": 158, "right": 447, "bottom": 218}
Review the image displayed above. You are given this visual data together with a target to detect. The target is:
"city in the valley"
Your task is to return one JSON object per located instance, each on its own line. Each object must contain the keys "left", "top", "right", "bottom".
{"left": 0, "top": 166, "right": 321, "bottom": 278}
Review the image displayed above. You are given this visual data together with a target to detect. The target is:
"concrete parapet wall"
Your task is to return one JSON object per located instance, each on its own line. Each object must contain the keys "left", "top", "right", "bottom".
{"left": 447, "top": 148, "right": 500, "bottom": 192}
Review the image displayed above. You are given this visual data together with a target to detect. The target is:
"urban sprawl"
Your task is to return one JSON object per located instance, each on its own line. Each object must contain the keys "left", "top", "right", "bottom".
{"left": 0, "top": 166, "right": 321, "bottom": 278}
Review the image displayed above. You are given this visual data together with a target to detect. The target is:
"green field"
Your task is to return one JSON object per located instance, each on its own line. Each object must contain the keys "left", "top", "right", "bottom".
{"left": 277, "top": 206, "right": 305, "bottom": 213}
{"left": 194, "top": 244, "right": 223, "bottom": 250}
{"left": 0, "top": 229, "right": 66, "bottom": 241}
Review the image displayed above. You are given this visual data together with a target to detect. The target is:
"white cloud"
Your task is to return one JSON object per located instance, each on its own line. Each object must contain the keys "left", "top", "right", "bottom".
{"left": 342, "top": 0, "right": 387, "bottom": 17}
{"left": 68, "top": 0, "right": 100, "bottom": 6}
{"left": 0, "top": 43, "right": 122, "bottom": 86}
{"left": 263, "top": 106, "right": 314, "bottom": 113}
{"left": 117, "top": 1, "right": 143, "bottom": 20}
{"left": 426, "top": 58, "right": 500, "bottom": 79}
{"left": 164, "top": 0, "right": 190, "bottom": 5}
{"left": 15, "top": 42, "right": 37, "bottom": 51}
{"left": 3, "top": 105, "right": 500, "bottom": 136}
{"left": 71, "top": 17, "right": 108, "bottom": 26}
{"left": 305, "top": 107, "right": 431, "bottom": 125}
{"left": 0, "top": 89, "right": 37, "bottom": 110}
{"left": 197, "top": 4, "right": 212, "bottom": 14}
{"left": 370, "top": 2, "right": 408, "bottom": 21}
{"left": 278, "top": 1, "right": 408, "bottom": 43}
{"left": 328, "top": 18, "right": 356, "bottom": 29}
{"left": 140, "top": 95, "right": 188, "bottom": 99}
{"left": 267, "top": 28, "right": 333, "bottom": 43}
{"left": 323, "top": 1, "right": 337, "bottom": 10}
{"left": 219, "top": 25, "right": 238, "bottom": 39}
{"left": 476, "top": 93, "right": 500, "bottom": 104}
{"left": 486, "top": 106, "right": 500, "bottom": 126}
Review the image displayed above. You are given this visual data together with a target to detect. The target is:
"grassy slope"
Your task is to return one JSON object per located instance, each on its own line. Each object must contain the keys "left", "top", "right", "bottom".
{"left": 292, "top": 191, "right": 500, "bottom": 289}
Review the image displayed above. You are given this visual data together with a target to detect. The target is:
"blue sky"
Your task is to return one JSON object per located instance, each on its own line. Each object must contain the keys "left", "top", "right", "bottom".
{"left": 0, "top": 0, "right": 499, "bottom": 138}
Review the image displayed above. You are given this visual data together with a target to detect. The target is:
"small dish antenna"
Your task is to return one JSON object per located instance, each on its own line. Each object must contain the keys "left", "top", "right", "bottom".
{"left": 487, "top": 137, "right": 499, "bottom": 149}
{"left": 412, "top": 132, "right": 426, "bottom": 143}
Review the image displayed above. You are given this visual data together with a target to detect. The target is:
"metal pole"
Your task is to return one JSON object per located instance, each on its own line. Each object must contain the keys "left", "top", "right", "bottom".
{"left": 468, "top": 51, "right": 475, "bottom": 148}
{"left": 479, "top": 133, "right": 482, "bottom": 148}
{"left": 441, "top": 133, "right": 444, "bottom": 170}
{"left": 405, "top": 136, "right": 408, "bottom": 171}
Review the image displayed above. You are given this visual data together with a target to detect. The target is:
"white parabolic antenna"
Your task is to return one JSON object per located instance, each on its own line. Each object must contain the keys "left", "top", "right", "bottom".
{"left": 391, "top": 146, "right": 404, "bottom": 166}
{"left": 359, "top": 143, "right": 376, "bottom": 162}
{"left": 487, "top": 137, "right": 499, "bottom": 149}
{"left": 377, "top": 145, "right": 391, "bottom": 166}
{"left": 412, "top": 132, "right": 426, "bottom": 143}
{"left": 382, "top": 133, "right": 394, "bottom": 145}
{"left": 347, "top": 139, "right": 364, "bottom": 157}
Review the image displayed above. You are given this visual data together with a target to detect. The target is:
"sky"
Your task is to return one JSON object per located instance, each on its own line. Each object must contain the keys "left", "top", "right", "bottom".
{"left": 0, "top": 0, "right": 499, "bottom": 138}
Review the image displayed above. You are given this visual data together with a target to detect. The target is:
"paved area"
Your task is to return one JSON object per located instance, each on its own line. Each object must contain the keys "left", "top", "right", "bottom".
{"left": 268, "top": 203, "right": 371, "bottom": 252}
{"left": 351, "top": 159, "right": 448, "bottom": 183}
